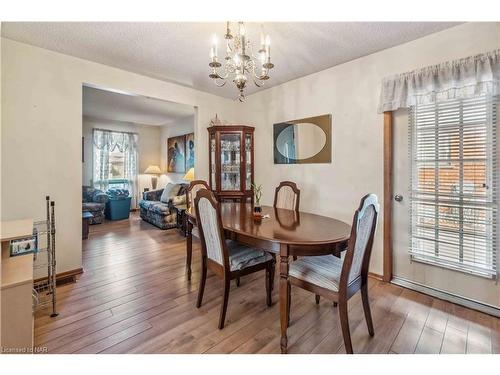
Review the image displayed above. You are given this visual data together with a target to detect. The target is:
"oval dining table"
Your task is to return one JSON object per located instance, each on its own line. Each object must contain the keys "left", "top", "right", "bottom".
{"left": 185, "top": 202, "right": 351, "bottom": 354}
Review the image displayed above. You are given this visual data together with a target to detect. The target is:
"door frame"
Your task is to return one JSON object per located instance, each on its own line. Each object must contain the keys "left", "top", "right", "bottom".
{"left": 383, "top": 111, "right": 394, "bottom": 282}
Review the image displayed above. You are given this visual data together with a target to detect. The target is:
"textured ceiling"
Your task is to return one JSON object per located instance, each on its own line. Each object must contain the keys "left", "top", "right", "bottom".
{"left": 83, "top": 86, "right": 194, "bottom": 125}
{"left": 2, "top": 22, "right": 461, "bottom": 100}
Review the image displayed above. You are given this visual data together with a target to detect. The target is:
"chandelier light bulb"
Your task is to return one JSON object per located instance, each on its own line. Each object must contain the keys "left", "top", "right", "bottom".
{"left": 212, "top": 34, "right": 218, "bottom": 57}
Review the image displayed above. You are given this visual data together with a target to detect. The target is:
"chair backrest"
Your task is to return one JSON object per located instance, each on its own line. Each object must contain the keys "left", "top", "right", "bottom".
{"left": 186, "top": 180, "right": 210, "bottom": 209}
{"left": 340, "top": 194, "right": 379, "bottom": 288}
{"left": 194, "top": 189, "right": 228, "bottom": 267}
{"left": 274, "top": 181, "right": 300, "bottom": 211}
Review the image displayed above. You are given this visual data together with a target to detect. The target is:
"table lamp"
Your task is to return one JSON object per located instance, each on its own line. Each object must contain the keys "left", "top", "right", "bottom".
{"left": 144, "top": 165, "right": 162, "bottom": 190}
{"left": 183, "top": 167, "right": 195, "bottom": 182}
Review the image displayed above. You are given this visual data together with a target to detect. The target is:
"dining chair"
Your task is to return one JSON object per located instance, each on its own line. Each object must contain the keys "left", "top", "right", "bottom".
{"left": 274, "top": 181, "right": 300, "bottom": 263}
{"left": 185, "top": 180, "right": 210, "bottom": 280}
{"left": 274, "top": 181, "right": 300, "bottom": 211}
{"left": 186, "top": 180, "right": 210, "bottom": 211}
{"left": 287, "top": 194, "right": 379, "bottom": 354}
{"left": 194, "top": 188, "right": 276, "bottom": 329}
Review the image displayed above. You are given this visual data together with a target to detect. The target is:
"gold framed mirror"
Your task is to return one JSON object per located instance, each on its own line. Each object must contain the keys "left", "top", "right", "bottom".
{"left": 273, "top": 114, "right": 332, "bottom": 164}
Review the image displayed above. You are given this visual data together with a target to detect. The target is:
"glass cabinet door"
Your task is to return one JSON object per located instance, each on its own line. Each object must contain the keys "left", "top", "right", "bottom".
{"left": 220, "top": 133, "right": 241, "bottom": 191}
{"left": 245, "top": 133, "right": 252, "bottom": 190}
{"left": 210, "top": 133, "right": 217, "bottom": 189}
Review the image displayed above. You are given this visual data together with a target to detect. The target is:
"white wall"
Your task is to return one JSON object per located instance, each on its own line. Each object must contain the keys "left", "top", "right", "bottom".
{"left": 1, "top": 38, "right": 236, "bottom": 274}
{"left": 158, "top": 115, "right": 195, "bottom": 186}
{"left": 82, "top": 116, "right": 162, "bottom": 207}
{"left": 236, "top": 22, "right": 500, "bottom": 278}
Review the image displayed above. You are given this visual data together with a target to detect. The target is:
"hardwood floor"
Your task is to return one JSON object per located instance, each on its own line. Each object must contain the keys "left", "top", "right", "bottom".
{"left": 34, "top": 213, "right": 500, "bottom": 354}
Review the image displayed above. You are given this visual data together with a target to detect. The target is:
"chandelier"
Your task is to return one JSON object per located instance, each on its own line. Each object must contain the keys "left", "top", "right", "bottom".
{"left": 209, "top": 22, "right": 274, "bottom": 102}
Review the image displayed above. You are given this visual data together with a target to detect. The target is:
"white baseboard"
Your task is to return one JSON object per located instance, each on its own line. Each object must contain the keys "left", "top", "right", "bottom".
{"left": 391, "top": 276, "right": 500, "bottom": 318}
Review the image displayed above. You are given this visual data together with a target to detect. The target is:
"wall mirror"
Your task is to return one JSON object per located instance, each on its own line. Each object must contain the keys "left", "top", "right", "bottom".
{"left": 273, "top": 114, "right": 332, "bottom": 164}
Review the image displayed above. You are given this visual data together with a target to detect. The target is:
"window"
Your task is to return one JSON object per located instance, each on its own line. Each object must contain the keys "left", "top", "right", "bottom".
{"left": 409, "top": 95, "right": 498, "bottom": 278}
{"left": 92, "top": 128, "right": 138, "bottom": 195}
{"left": 109, "top": 147, "right": 125, "bottom": 179}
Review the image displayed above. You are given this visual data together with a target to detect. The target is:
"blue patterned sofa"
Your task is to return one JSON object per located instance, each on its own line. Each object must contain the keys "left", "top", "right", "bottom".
{"left": 82, "top": 186, "right": 109, "bottom": 224}
{"left": 139, "top": 183, "right": 187, "bottom": 229}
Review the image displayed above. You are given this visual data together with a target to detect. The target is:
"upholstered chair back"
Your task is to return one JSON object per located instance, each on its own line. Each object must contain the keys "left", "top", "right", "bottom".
{"left": 274, "top": 181, "right": 300, "bottom": 211}
{"left": 187, "top": 180, "right": 210, "bottom": 209}
{"left": 342, "top": 194, "right": 379, "bottom": 284}
{"left": 194, "top": 189, "right": 225, "bottom": 266}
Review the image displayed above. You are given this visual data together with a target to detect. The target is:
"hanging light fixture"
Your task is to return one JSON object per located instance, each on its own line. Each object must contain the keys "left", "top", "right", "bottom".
{"left": 209, "top": 22, "right": 274, "bottom": 102}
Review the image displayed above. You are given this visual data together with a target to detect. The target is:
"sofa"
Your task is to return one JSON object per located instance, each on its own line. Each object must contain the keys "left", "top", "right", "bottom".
{"left": 82, "top": 186, "right": 109, "bottom": 224}
{"left": 139, "top": 183, "right": 187, "bottom": 229}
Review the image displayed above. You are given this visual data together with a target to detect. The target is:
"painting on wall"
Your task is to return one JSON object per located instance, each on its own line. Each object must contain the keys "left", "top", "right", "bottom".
{"left": 185, "top": 132, "right": 195, "bottom": 171}
{"left": 167, "top": 135, "right": 186, "bottom": 173}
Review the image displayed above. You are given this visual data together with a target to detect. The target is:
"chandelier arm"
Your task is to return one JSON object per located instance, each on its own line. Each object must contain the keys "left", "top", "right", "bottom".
{"left": 253, "top": 78, "right": 264, "bottom": 88}
{"left": 216, "top": 71, "right": 230, "bottom": 80}
{"left": 214, "top": 79, "right": 227, "bottom": 87}
{"left": 251, "top": 64, "right": 269, "bottom": 81}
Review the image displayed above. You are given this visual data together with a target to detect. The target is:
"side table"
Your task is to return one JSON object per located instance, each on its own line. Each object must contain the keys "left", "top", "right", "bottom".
{"left": 82, "top": 211, "right": 94, "bottom": 240}
{"left": 174, "top": 204, "right": 187, "bottom": 237}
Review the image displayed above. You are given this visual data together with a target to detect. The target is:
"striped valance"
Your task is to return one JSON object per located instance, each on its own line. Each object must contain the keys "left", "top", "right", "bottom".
{"left": 378, "top": 49, "right": 500, "bottom": 113}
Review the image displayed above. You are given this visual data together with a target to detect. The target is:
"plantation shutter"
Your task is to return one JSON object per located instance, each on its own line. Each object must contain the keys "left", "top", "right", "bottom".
{"left": 409, "top": 95, "right": 498, "bottom": 278}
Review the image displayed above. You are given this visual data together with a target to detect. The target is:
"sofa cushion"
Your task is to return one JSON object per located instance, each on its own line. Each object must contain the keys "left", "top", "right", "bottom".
{"left": 83, "top": 202, "right": 105, "bottom": 213}
{"left": 160, "top": 183, "right": 182, "bottom": 203}
{"left": 147, "top": 202, "right": 171, "bottom": 215}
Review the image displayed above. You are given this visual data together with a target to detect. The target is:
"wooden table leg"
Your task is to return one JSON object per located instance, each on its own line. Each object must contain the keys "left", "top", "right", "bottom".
{"left": 186, "top": 220, "right": 193, "bottom": 280}
{"left": 279, "top": 243, "right": 289, "bottom": 354}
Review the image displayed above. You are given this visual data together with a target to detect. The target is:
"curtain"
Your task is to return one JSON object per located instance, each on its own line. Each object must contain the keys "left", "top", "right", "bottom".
{"left": 93, "top": 129, "right": 139, "bottom": 207}
{"left": 123, "top": 133, "right": 139, "bottom": 208}
{"left": 378, "top": 49, "right": 500, "bottom": 113}
{"left": 93, "top": 129, "right": 111, "bottom": 192}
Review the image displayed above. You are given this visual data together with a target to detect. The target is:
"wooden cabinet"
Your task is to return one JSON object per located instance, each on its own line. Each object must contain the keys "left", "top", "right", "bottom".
{"left": 208, "top": 125, "right": 255, "bottom": 202}
{"left": 1, "top": 219, "right": 34, "bottom": 353}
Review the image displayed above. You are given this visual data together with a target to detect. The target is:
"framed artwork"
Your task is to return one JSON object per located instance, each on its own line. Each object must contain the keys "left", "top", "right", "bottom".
{"left": 167, "top": 135, "right": 186, "bottom": 173}
{"left": 185, "top": 132, "right": 195, "bottom": 171}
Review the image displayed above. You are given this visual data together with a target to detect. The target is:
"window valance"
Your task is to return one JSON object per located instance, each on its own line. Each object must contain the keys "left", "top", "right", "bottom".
{"left": 93, "top": 128, "right": 138, "bottom": 152}
{"left": 378, "top": 49, "right": 500, "bottom": 113}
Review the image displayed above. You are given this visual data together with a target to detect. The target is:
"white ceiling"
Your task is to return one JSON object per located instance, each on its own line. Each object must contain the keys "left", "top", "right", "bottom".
{"left": 83, "top": 85, "right": 194, "bottom": 125}
{"left": 2, "top": 22, "right": 461, "bottom": 100}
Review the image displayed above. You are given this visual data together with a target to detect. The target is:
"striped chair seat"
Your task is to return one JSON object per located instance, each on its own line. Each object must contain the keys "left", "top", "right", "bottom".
{"left": 289, "top": 255, "right": 343, "bottom": 292}
{"left": 227, "top": 240, "right": 273, "bottom": 271}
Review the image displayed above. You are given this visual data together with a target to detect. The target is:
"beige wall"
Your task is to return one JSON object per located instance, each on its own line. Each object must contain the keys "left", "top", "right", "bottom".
{"left": 158, "top": 115, "right": 195, "bottom": 186}
{"left": 236, "top": 22, "right": 500, "bottom": 283}
{"left": 1, "top": 38, "right": 236, "bottom": 274}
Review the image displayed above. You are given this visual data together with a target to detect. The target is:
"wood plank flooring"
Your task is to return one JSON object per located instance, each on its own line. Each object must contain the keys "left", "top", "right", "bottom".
{"left": 34, "top": 213, "right": 500, "bottom": 354}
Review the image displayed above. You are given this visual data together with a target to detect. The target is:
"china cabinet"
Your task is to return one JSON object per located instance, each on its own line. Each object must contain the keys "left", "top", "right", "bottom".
{"left": 208, "top": 125, "right": 255, "bottom": 202}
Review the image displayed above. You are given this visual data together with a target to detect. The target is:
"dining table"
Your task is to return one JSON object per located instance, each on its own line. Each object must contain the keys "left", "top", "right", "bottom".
{"left": 185, "top": 202, "right": 351, "bottom": 354}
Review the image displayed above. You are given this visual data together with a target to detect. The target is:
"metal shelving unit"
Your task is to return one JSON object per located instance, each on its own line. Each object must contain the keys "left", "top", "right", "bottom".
{"left": 32, "top": 196, "right": 58, "bottom": 317}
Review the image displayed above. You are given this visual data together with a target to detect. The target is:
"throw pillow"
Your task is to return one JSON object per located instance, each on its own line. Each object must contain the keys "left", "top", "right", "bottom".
{"left": 172, "top": 195, "right": 186, "bottom": 206}
{"left": 160, "top": 183, "right": 182, "bottom": 203}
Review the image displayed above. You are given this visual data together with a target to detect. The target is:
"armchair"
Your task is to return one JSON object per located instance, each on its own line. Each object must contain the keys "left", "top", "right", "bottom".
{"left": 82, "top": 186, "right": 109, "bottom": 224}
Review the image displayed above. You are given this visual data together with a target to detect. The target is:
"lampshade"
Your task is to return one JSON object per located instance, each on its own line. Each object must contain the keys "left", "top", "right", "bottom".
{"left": 144, "top": 165, "right": 162, "bottom": 175}
{"left": 183, "top": 168, "right": 195, "bottom": 182}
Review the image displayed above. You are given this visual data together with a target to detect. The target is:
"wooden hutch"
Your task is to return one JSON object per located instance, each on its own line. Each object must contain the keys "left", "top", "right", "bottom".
{"left": 208, "top": 125, "right": 255, "bottom": 202}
